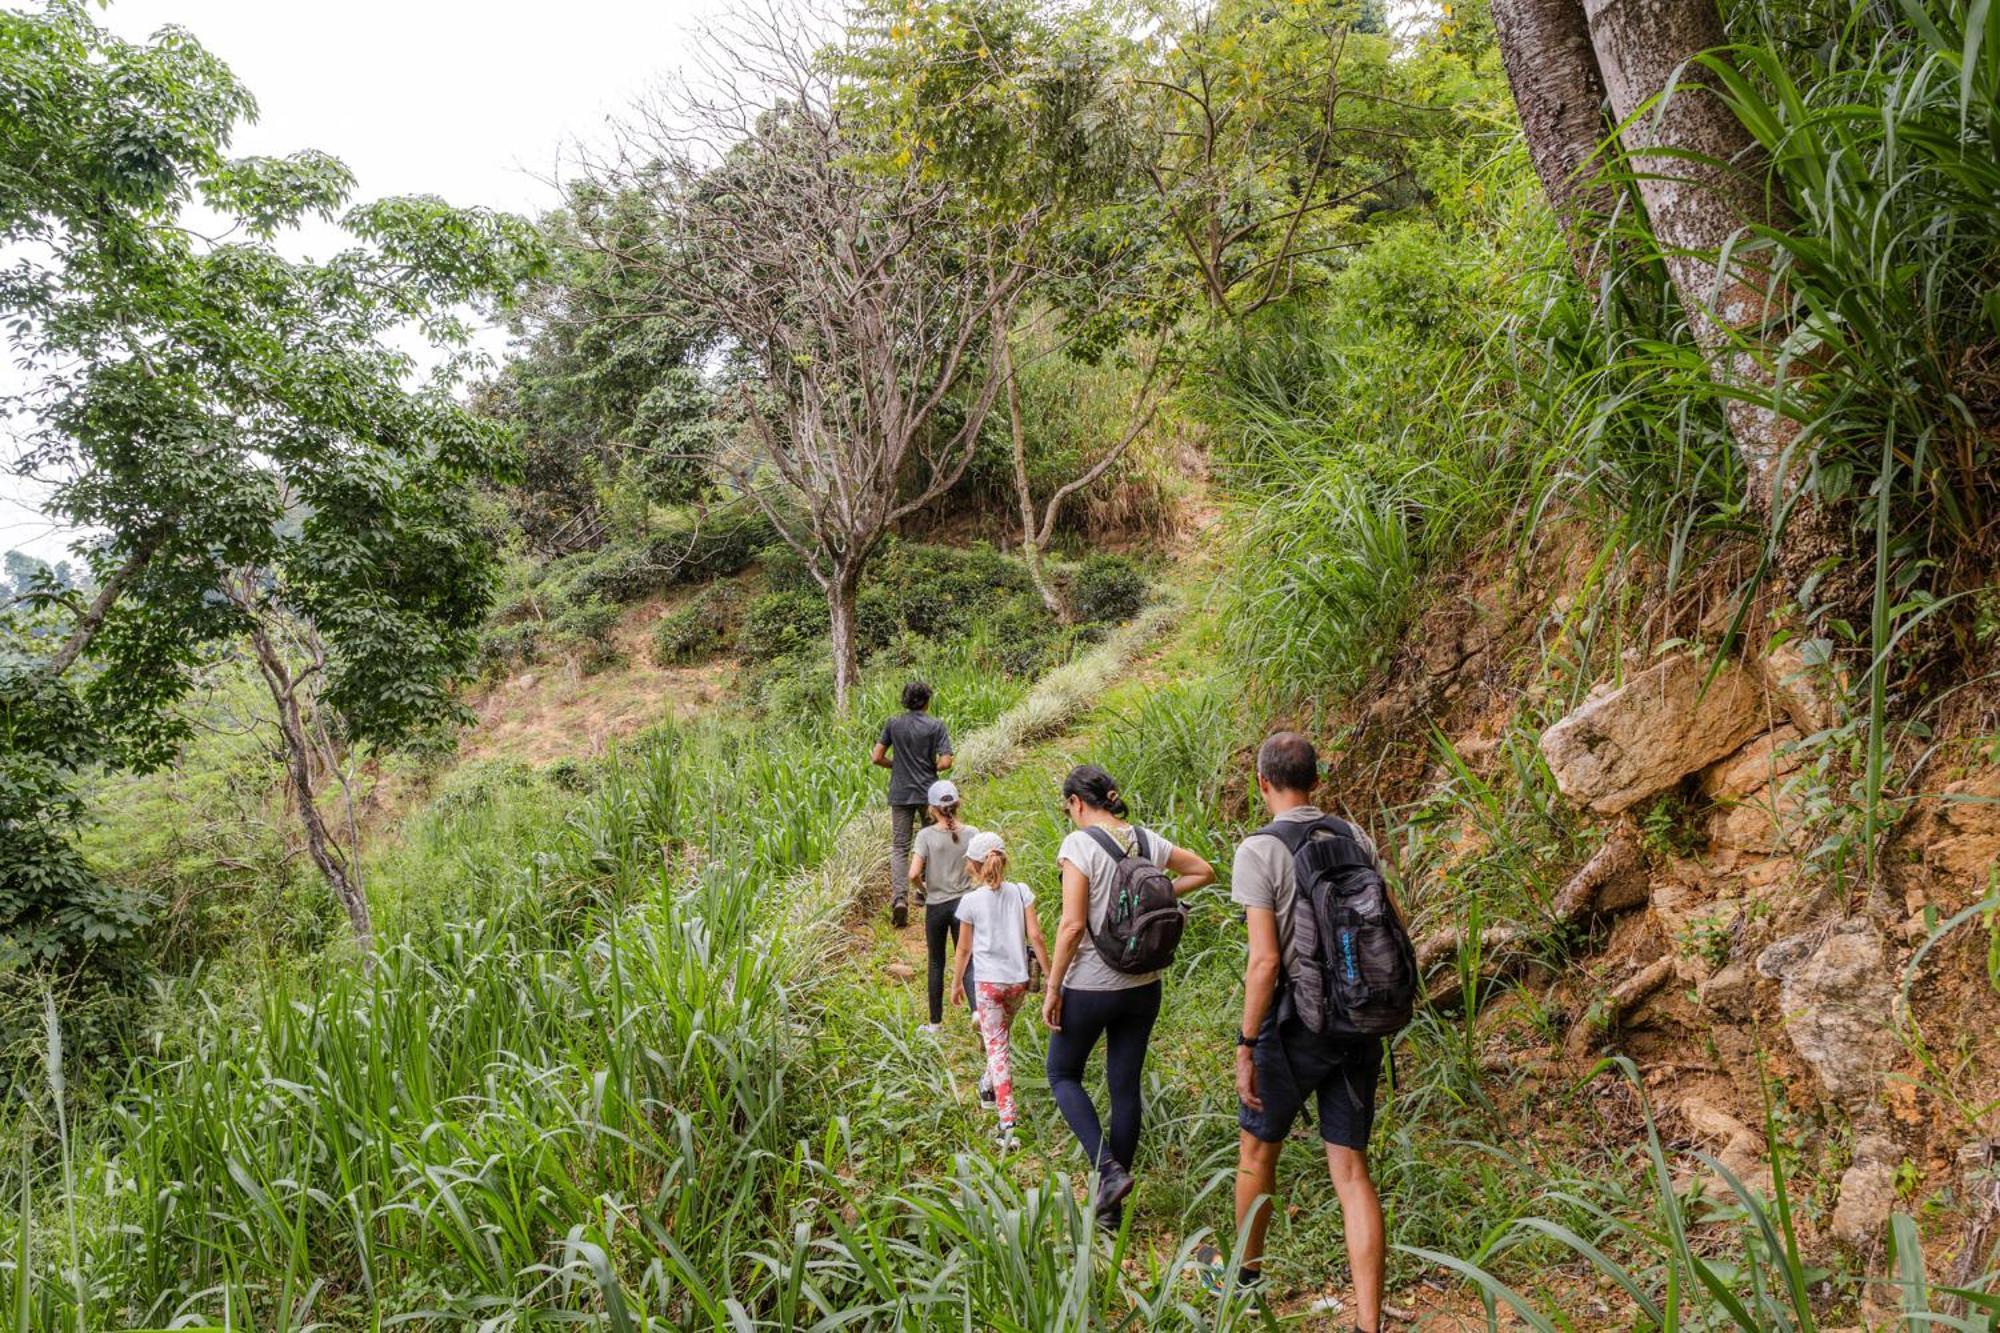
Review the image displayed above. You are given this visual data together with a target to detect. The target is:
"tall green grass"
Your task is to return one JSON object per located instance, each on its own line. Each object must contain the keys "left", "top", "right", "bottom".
{"left": 1413, "top": 1060, "right": 2000, "bottom": 1329}
{"left": 0, "top": 647, "right": 1034, "bottom": 1327}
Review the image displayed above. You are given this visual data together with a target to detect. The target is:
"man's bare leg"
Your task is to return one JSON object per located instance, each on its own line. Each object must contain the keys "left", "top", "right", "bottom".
{"left": 1326, "top": 1143, "right": 1385, "bottom": 1331}
{"left": 1234, "top": 1131, "right": 1284, "bottom": 1276}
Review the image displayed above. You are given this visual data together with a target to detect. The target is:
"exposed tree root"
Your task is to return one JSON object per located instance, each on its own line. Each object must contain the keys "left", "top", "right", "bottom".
{"left": 1417, "top": 827, "right": 1647, "bottom": 1012}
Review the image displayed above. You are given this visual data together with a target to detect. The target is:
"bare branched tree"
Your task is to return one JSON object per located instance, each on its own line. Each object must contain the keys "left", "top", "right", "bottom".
{"left": 1001, "top": 329, "right": 1176, "bottom": 617}
{"left": 576, "top": 2, "right": 1032, "bottom": 709}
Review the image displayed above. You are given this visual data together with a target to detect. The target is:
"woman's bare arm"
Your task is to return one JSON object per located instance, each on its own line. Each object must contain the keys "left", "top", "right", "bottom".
{"left": 1164, "top": 844, "right": 1215, "bottom": 897}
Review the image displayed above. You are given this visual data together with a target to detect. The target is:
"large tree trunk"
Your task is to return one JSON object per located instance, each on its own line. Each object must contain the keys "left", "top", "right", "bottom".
{"left": 827, "top": 564, "right": 863, "bottom": 715}
{"left": 1490, "top": 0, "right": 1619, "bottom": 285}
{"left": 1584, "top": 0, "right": 1851, "bottom": 593}
{"left": 248, "top": 620, "right": 375, "bottom": 966}
{"left": 1004, "top": 345, "right": 1066, "bottom": 619}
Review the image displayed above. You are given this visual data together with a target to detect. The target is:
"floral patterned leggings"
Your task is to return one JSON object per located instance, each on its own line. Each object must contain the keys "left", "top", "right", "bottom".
{"left": 975, "top": 980, "right": 1029, "bottom": 1126}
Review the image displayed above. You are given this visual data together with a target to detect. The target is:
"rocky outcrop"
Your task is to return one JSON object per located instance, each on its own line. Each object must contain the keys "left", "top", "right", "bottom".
{"left": 1755, "top": 919, "right": 1899, "bottom": 1109}
{"left": 1755, "top": 637, "right": 1842, "bottom": 736}
{"left": 1831, "top": 1130, "right": 1899, "bottom": 1248}
{"left": 1922, "top": 769, "right": 2000, "bottom": 892}
{"left": 1541, "top": 653, "right": 1768, "bottom": 814}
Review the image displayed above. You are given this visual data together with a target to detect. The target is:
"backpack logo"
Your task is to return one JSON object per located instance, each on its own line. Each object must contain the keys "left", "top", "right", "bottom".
{"left": 1083, "top": 826, "right": 1185, "bottom": 975}
{"left": 1265, "top": 817, "right": 1418, "bottom": 1037}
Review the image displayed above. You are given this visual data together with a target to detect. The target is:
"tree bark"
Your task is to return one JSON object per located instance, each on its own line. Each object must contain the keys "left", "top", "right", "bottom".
{"left": 826, "top": 563, "right": 863, "bottom": 714}
{"left": 1584, "top": 0, "right": 1832, "bottom": 546}
{"left": 1489, "top": 0, "right": 1619, "bottom": 285}
{"left": 1586, "top": 0, "right": 1859, "bottom": 598}
{"left": 1004, "top": 344, "right": 1066, "bottom": 619}
{"left": 44, "top": 534, "right": 159, "bottom": 677}
{"left": 247, "top": 618, "right": 375, "bottom": 966}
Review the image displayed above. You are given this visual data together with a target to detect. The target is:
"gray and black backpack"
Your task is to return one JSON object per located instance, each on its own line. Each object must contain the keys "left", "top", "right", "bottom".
{"left": 1260, "top": 817, "right": 1417, "bottom": 1037}
{"left": 1083, "top": 826, "right": 1185, "bottom": 975}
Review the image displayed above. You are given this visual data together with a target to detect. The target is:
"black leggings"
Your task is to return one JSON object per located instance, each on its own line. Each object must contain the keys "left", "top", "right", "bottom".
{"left": 924, "top": 900, "right": 975, "bottom": 1024}
{"left": 1045, "top": 981, "right": 1162, "bottom": 1172}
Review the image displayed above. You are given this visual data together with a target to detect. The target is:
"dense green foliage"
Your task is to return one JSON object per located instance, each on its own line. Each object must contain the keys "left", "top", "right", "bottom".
{"left": 0, "top": 2, "right": 540, "bottom": 972}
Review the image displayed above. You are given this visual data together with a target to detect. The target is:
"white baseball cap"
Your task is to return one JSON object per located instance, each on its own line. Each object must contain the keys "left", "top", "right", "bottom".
{"left": 964, "top": 830, "right": 1006, "bottom": 862}
{"left": 927, "top": 779, "right": 961, "bottom": 808}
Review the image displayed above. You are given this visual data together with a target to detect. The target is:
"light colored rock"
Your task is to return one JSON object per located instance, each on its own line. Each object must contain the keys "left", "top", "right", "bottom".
{"left": 1700, "top": 726, "right": 1804, "bottom": 800}
{"left": 1831, "top": 1134, "right": 1898, "bottom": 1248}
{"left": 1757, "top": 637, "right": 1842, "bottom": 736}
{"left": 1550, "top": 830, "right": 1649, "bottom": 921}
{"left": 1698, "top": 961, "right": 1755, "bottom": 1018}
{"left": 1612, "top": 956, "right": 1676, "bottom": 1012}
{"left": 883, "top": 961, "right": 914, "bottom": 981}
{"left": 1680, "top": 1095, "right": 1771, "bottom": 1193}
{"left": 1681, "top": 1096, "right": 1756, "bottom": 1146}
{"left": 1702, "top": 727, "right": 1808, "bottom": 855}
{"left": 1756, "top": 919, "right": 1899, "bottom": 1109}
{"left": 1599, "top": 873, "right": 1652, "bottom": 915}
{"left": 1708, "top": 795, "right": 1807, "bottom": 855}
{"left": 1926, "top": 769, "right": 2000, "bottom": 890}
{"left": 1541, "top": 653, "right": 1767, "bottom": 814}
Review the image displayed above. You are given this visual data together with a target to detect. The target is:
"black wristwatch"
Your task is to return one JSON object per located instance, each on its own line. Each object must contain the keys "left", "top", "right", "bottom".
{"left": 1236, "top": 1031, "right": 1257, "bottom": 1048}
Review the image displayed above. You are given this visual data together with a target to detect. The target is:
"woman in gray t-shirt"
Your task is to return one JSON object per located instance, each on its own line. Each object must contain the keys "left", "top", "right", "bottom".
{"left": 1041, "top": 764, "right": 1214, "bottom": 1226}
{"left": 909, "top": 779, "right": 978, "bottom": 1032}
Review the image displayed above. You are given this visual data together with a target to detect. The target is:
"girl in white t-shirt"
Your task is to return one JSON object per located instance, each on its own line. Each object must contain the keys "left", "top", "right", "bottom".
{"left": 950, "top": 830, "right": 1050, "bottom": 1148}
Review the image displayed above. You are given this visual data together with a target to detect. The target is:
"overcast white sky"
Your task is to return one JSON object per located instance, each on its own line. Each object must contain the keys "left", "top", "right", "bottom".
{"left": 1, "top": 0, "right": 727, "bottom": 562}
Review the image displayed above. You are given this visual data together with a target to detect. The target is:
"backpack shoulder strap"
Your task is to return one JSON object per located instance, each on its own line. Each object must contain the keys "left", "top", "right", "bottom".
{"left": 1084, "top": 825, "right": 1127, "bottom": 863}
{"left": 1257, "top": 816, "right": 1342, "bottom": 855}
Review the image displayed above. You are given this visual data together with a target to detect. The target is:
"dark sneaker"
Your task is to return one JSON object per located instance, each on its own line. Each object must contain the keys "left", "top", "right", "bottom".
{"left": 1094, "top": 1201, "right": 1124, "bottom": 1235}
{"left": 891, "top": 901, "right": 908, "bottom": 928}
{"left": 1095, "top": 1158, "right": 1135, "bottom": 1212}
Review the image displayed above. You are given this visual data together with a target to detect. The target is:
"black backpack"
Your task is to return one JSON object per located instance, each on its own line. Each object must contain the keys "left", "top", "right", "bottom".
{"left": 1260, "top": 817, "right": 1417, "bottom": 1037}
{"left": 1083, "top": 826, "right": 1185, "bottom": 975}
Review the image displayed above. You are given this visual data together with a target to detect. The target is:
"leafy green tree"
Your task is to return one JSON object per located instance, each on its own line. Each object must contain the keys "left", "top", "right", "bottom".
{"left": 844, "top": 0, "right": 1179, "bottom": 614}
{"left": 1118, "top": 0, "right": 1434, "bottom": 325}
{"left": 483, "top": 190, "right": 717, "bottom": 551}
{"left": 0, "top": 2, "right": 542, "bottom": 966}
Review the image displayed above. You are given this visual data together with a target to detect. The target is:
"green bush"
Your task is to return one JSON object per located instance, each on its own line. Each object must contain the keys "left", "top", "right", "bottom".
{"left": 549, "top": 595, "right": 622, "bottom": 672}
{"left": 1063, "top": 554, "right": 1148, "bottom": 625}
{"left": 545, "top": 507, "right": 772, "bottom": 607}
{"left": 754, "top": 651, "right": 836, "bottom": 718}
{"left": 756, "top": 542, "right": 816, "bottom": 593}
{"left": 476, "top": 620, "right": 543, "bottom": 675}
{"left": 738, "top": 590, "right": 827, "bottom": 660}
{"left": 544, "top": 757, "right": 593, "bottom": 792}
{"left": 979, "top": 591, "right": 1074, "bottom": 677}
{"left": 860, "top": 540, "right": 1032, "bottom": 643}
{"left": 669, "top": 507, "right": 773, "bottom": 583}
{"left": 654, "top": 583, "right": 743, "bottom": 664}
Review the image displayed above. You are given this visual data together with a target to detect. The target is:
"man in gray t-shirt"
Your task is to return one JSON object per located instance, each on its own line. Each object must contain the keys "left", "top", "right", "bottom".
{"left": 1231, "top": 803, "right": 1376, "bottom": 990}
{"left": 1218, "top": 731, "right": 1388, "bottom": 1331}
{"left": 870, "top": 679, "right": 953, "bottom": 926}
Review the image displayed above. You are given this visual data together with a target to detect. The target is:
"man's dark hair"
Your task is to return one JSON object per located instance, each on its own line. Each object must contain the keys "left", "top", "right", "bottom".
{"left": 902, "top": 679, "right": 933, "bottom": 711}
{"left": 1256, "top": 731, "right": 1319, "bottom": 795}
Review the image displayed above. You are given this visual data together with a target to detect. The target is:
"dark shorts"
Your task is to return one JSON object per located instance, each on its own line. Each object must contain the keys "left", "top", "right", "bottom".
{"left": 1238, "top": 1016, "right": 1384, "bottom": 1150}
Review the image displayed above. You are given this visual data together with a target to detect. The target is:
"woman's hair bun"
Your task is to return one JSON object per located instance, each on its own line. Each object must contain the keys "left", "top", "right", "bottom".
{"left": 1063, "top": 764, "right": 1129, "bottom": 817}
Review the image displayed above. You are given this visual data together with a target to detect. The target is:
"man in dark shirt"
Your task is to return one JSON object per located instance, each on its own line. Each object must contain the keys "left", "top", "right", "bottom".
{"left": 871, "top": 679, "right": 954, "bottom": 927}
